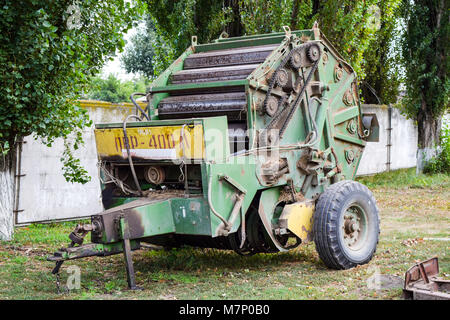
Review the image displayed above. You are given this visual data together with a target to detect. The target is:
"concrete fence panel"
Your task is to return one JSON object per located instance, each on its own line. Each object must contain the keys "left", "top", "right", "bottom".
{"left": 357, "top": 104, "right": 418, "bottom": 176}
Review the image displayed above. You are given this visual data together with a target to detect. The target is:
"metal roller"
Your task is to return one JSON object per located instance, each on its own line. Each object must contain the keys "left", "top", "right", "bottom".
{"left": 171, "top": 64, "right": 258, "bottom": 84}
{"left": 158, "top": 92, "right": 247, "bottom": 120}
{"left": 183, "top": 44, "right": 278, "bottom": 69}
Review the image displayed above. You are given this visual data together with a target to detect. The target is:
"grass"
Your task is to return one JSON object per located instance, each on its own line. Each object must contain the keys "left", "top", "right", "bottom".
{"left": 357, "top": 167, "right": 450, "bottom": 189}
{"left": 0, "top": 168, "right": 448, "bottom": 300}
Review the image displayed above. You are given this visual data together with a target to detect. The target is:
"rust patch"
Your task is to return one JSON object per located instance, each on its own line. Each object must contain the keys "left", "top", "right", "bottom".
{"left": 278, "top": 188, "right": 305, "bottom": 203}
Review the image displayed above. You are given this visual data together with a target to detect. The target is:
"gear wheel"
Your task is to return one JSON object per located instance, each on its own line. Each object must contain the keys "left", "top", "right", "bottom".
{"left": 264, "top": 96, "right": 279, "bottom": 117}
{"left": 306, "top": 44, "right": 321, "bottom": 62}
{"left": 275, "top": 68, "right": 289, "bottom": 88}
{"left": 288, "top": 50, "right": 303, "bottom": 69}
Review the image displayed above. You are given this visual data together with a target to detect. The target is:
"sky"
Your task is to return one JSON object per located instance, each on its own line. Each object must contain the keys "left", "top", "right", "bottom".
{"left": 100, "top": 24, "right": 141, "bottom": 81}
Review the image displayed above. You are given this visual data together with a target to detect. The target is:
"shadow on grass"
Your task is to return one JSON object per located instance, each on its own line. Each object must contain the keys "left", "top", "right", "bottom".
{"left": 134, "top": 245, "right": 318, "bottom": 273}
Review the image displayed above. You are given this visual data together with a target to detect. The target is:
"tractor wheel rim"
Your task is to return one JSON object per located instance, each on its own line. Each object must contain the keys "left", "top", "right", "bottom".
{"left": 341, "top": 203, "right": 368, "bottom": 251}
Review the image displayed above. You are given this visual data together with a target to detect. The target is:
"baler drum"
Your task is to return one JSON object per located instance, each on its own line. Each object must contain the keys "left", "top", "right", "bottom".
{"left": 158, "top": 92, "right": 247, "bottom": 121}
{"left": 182, "top": 44, "right": 278, "bottom": 69}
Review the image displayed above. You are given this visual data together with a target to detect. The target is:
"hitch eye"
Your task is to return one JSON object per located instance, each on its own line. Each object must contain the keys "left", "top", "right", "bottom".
{"left": 362, "top": 113, "right": 379, "bottom": 142}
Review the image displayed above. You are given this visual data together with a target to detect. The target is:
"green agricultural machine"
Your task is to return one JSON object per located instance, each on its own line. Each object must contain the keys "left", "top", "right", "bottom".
{"left": 49, "top": 25, "right": 380, "bottom": 290}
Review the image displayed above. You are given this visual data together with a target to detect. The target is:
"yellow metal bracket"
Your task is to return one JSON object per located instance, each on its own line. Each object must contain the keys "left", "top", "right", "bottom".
{"left": 278, "top": 200, "right": 315, "bottom": 243}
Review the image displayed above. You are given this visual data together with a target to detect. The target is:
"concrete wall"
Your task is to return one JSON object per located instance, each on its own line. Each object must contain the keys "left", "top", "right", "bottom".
{"left": 14, "top": 101, "right": 135, "bottom": 225}
{"left": 357, "top": 104, "right": 418, "bottom": 176}
{"left": 11, "top": 102, "right": 418, "bottom": 225}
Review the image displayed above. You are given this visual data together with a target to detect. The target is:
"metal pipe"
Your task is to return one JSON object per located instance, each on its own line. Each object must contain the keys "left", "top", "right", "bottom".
{"left": 180, "top": 124, "right": 189, "bottom": 198}
{"left": 130, "top": 93, "right": 149, "bottom": 120}
{"left": 207, "top": 175, "right": 231, "bottom": 230}
{"left": 226, "top": 193, "right": 245, "bottom": 230}
{"left": 123, "top": 115, "right": 143, "bottom": 195}
{"left": 13, "top": 138, "right": 25, "bottom": 225}
{"left": 386, "top": 104, "right": 392, "bottom": 172}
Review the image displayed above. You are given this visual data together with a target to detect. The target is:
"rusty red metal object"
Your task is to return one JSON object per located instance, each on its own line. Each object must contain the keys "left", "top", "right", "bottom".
{"left": 403, "top": 257, "right": 450, "bottom": 300}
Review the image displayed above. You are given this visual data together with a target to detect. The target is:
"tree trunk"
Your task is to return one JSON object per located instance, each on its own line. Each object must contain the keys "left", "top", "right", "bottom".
{"left": 225, "top": 0, "right": 243, "bottom": 37}
{"left": 290, "top": 0, "right": 301, "bottom": 30}
{"left": 416, "top": 102, "right": 442, "bottom": 173}
{"left": 0, "top": 150, "right": 15, "bottom": 240}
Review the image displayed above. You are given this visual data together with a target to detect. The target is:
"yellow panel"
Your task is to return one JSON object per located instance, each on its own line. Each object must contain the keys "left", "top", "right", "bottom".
{"left": 94, "top": 124, "right": 205, "bottom": 160}
{"left": 280, "top": 201, "right": 315, "bottom": 243}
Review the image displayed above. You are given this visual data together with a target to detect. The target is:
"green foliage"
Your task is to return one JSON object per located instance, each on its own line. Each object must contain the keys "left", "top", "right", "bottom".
{"left": 311, "top": 0, "right": 380, "bottom": 79}
{"left": 60, "top": 140, "right": 91, "bottom": 184}
{"left": 0, "top": 0, "right": 144, "bottom": 182}
{"left": 121, "top": 19, "right": 156, "bottom": 78}
{"left": 146, "top": 0, "right": 231, "bottom": 75}
{"left": 400, "top": 0, "right": 449, "bottom": 134}
{"left": 423, "top": 124, "right": 450, "bottom": 174}
{"left": 143, "top": 0, "right": 385, "bottom": 80}
{"left": 361, "top": 0, "right": 402, "bottom": 104}
{"left": 238, "top": 0, "right": 301, "bottom": 34}
{"left": 86, "top": 74, "right": 148, "bottom": 103}
{"left": 233, "top": 0, "right": 385, "bottom": 79}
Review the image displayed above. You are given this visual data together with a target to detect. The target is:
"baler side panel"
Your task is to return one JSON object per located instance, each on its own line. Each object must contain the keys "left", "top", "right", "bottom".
{"left": 202, "top": 160, "right": 258, "bottom": 237}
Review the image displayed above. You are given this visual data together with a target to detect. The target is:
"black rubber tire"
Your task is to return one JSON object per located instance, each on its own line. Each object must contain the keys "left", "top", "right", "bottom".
{"left": 313, "top": 180, "right": 380, "bottom": 269}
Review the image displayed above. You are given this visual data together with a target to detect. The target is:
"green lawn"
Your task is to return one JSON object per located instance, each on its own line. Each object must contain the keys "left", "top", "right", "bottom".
{"left": 0, "top": 168, "right": 448, "bottom": 300}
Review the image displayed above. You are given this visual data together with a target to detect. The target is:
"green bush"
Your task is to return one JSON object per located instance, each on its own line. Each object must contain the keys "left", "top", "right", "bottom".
{"left": 423, "top": 123, "right": 450, "bottom": 175}
{"left": 85, "top": 74, "right": 148, "bottom": 103}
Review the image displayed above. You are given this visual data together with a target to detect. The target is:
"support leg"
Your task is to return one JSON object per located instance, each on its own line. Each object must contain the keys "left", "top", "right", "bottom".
{"left": 120, "top": 217, "right": 141, "bottom": 290}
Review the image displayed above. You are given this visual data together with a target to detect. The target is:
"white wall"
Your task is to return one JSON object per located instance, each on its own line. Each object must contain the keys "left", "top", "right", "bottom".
{"left": 357, "top": 104, "right": 418, "bottom": 176}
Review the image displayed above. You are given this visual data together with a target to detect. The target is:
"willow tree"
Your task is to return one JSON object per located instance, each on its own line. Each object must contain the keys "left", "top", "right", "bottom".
{"left": 0, "top": 0, "right": 143, "bottom": 240}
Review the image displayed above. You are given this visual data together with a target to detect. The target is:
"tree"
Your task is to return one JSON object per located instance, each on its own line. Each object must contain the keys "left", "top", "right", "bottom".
{"left": 141, "top": 0, "right": 381, "bottom": 79}
{"left": 361, "top": 0, "right": 403, "bottom": 104}
{"left": 238, "top": 0, "right": 381, "bottom": 78}
{"left": 307, "top": 0, "right": 379, "bottom": 79}
{"left": 400, "top": 0, "right": 449, "bottom": 155}
{"left": 0, "top": 0, "right": 143, "bottom": 239}
{"left": 145, "top": 0, "right": 232, "bottom": 75}
{"left": 85, "top": 74, "right": 148, "bottom": 103}
{"left": 121, "top": 19, "right": 156, "bottom": 78}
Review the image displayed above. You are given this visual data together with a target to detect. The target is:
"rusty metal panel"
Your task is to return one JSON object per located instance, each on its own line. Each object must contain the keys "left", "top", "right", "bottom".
{"left": 91, "top": 196, "right": 177, "bottom": 243}
{"left": 403, "top": 257, "right": 450, "bottom": 300}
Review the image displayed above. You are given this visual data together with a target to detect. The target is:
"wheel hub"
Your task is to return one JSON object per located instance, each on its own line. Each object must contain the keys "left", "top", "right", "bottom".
{"left": 341, "top": 205, "right": 366, "bottom": 249}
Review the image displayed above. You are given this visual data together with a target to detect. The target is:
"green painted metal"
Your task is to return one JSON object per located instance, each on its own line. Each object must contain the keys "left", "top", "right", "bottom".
{"left": 197, "top": 30, "right": 315, "bottom": 52}
{"left": 132, "top": 200, "right": 175, "bottom": 238}
{"left": 333, "top": 106, "right": 360, "bottom": 125}
{"left": 171, "top": 197, "right": 211, "bottom": 235}
{"left": 149, "top": 79, "right": 248, "bottom": 94}
{"left": 202, "top": 159, "right": 259, "bottom": 235}
{"left": 214, "top": 30, "right": 314, "bottom": 43}
{"left": 95, "top": 199, "right": 175, "bottom": 244}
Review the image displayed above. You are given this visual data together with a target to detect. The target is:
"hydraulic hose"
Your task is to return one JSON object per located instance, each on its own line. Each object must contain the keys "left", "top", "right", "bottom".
{"left": 123, "top": 114, "right": 143, "bottom": 195}
{"left": 130, "top": 93, "right": 150, "bottom": 120}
